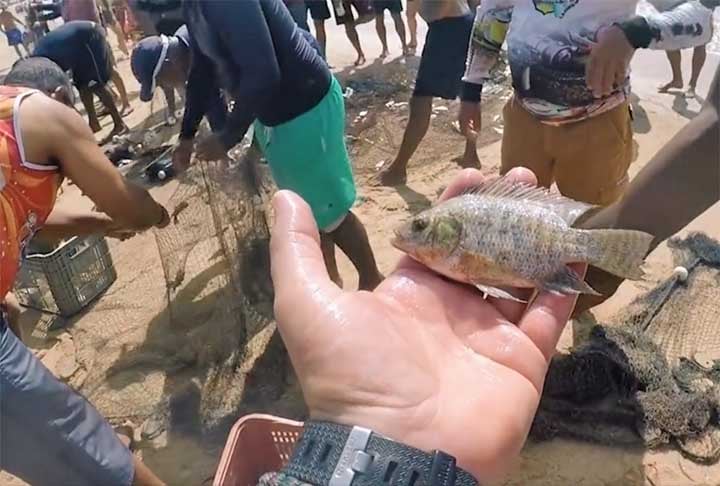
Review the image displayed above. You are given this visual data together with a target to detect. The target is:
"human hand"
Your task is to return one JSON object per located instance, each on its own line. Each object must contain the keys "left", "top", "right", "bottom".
{"left": 171, "top": 139, "right": 193, "bottom": 174}
{"left": 458, "top": 100, "right": 482, "bottom": 142}
{"left": 153, "top": 204, "right": 170, "bottom": 229}
{"left": 195, "top": 134, "right": 227, "bottom": 162}
{"left": 586, "top": 25, "right": 635, "bottom": 98}
{"left": 270, "top": 168, "right": 582, "bottom": 483}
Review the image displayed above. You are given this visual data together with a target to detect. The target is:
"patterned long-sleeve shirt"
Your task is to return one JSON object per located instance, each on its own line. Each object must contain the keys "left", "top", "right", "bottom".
{"left": 462, "top": 0, "right": 717, "bottom": 124}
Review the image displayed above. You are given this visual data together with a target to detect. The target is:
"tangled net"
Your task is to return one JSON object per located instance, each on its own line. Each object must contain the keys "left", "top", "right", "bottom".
{"left": 533, "top": 232, "right": 720, "bottom": 463}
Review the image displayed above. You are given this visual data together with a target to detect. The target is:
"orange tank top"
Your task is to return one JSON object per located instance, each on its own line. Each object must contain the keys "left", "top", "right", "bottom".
{"left": 0, "top": 86, "right": 60, "bottom": 298}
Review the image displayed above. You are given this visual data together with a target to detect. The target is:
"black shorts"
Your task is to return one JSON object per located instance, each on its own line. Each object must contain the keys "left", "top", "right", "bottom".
{"left": 74, "top": 26, "right": 112, "bottom": 89}
{"left": 413, "top": 13, "right": 474, "bottom": 100}
{"left": 372, "top": 0, "right": 402, "bottom": 13}
{"left": 331, "top": 0, "right": 373, "bottom": 25}
{"left": 306, "top": 0, "right": 331, "bottom": 20}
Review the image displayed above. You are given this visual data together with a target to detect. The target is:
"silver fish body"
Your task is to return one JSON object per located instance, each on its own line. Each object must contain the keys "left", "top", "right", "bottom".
{"left": 392, "top": 177, "right": 653, "bottom": 299}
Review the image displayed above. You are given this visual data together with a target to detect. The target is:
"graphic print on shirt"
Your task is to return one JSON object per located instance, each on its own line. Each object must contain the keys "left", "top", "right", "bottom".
{"left": 465, "top": 0, "right": 716, "bottom": 124}
{"left": 532, "top": 0, "right": 579, "bottom": 19}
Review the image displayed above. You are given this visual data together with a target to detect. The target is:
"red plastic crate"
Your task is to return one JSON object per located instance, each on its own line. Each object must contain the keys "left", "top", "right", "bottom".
{"left": 214, "top": 414, "right": 303, "bottom": 486}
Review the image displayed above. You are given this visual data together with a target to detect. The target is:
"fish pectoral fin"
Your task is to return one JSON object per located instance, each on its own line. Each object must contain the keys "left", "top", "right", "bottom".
{"left": 542, "top": 265, "right": 601, "bottom": 296}
{"left": 473, "top": 283, "right": 527, "bottom": 303}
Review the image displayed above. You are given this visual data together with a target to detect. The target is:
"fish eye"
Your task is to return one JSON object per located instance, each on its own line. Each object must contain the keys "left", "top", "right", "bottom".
{"left": 412, "top": 218, "right": 429, "bottom": 232}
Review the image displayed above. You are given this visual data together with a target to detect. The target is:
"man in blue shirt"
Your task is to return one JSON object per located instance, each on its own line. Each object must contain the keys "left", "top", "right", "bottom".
{"left": 172, "top": 0, "right": 383, "bottom": 290}
{"left": 33, "top": 20, "right": 131, "bottom": 141}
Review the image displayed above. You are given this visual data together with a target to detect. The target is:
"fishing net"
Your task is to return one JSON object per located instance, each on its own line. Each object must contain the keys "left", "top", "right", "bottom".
{"left": 51, "top": 134, "right": 297, "bottom": 453}
{"left": 532, "top": 232, "right": 720, "bottom": 463}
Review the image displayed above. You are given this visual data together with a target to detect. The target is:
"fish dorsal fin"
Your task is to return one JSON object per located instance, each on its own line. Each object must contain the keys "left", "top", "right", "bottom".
{"left": 461, "top": 176, "right": 596, "bottom": 225}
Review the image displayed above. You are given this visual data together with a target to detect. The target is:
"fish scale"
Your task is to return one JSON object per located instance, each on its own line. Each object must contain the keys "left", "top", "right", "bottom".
{"left": 392, "top": 177, "right": 653, "bottom": 300}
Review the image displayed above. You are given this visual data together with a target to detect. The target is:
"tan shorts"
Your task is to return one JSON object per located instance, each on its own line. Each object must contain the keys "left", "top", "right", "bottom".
{"left": 500, "top": 97, "right": 633, "bottom": 206}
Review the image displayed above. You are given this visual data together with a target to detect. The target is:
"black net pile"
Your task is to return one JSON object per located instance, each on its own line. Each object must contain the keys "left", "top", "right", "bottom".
{"left": 532, "top": 232, "right": 720, "bottom": 463}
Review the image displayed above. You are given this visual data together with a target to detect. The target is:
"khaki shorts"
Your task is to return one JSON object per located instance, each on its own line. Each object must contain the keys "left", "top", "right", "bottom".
{"left": 500, "top": 97, "right": 633, "bottom": 206}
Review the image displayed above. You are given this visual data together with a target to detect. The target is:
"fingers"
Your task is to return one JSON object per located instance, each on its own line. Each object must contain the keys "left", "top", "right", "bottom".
{"left": 518, "top": 263, "right": 587, "bottom": 362}
{"left": 270, "top": 191, "right": 342, "bottom": 340}
{"left": 440, "top": 168, "right": 486, "bottom": 200}
{"left": 440, "top": 166, "right": 538, "bottom": 201}
{"left": 600, "top": 62, "right": 616, "bottom": 98}
{"left": 586, "top": 55, "right": 602, "bottom": 98}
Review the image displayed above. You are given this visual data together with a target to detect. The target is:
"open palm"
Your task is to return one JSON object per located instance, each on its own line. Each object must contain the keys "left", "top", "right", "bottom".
{"left": 270, "top": 168, "right": 581, "bottom": 483}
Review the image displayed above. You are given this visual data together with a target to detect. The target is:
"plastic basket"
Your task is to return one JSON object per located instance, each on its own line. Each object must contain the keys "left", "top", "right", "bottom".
{"left": 13, "top": 235, "right": 117, "bottom": 317}
{"left": 214, "top": 414, "right": 303, "bottom": 486}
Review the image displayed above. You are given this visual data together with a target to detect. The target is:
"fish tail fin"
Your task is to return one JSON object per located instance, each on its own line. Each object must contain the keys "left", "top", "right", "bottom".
{"left": 580, "top": 229, "right": 654, "bottom": 280}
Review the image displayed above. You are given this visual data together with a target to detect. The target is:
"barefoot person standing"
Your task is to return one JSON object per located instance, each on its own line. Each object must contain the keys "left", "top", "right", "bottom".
{"left": 172, "top": 0, "right": 383, "bottom": 290}
{"left": 0, "top": 3, "right": 29, "bottom": 59}
{"left": 33, "top": 20, "right": 132, "bottom": 142}
{"left": 378, "top": 0, "right": 477, "bottom": 185}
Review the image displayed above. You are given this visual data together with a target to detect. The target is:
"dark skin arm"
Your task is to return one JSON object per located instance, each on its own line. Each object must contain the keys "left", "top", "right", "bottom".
{"left": 36, "top": 207, "right": 136, "bottom": 242}
{"left": 575, "top": 67, "right": 719, "bottom": 314}
{"left": 20, "top": 93, "right": 169, "bottom": 231}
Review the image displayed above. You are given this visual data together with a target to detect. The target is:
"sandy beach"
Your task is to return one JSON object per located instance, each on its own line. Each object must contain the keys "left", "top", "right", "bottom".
{"left": 1, "top": 4, "right": 719, "bottom": 485}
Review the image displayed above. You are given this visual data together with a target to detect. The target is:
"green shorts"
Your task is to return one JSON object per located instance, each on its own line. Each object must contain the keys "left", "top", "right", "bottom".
{"left": 253, "top": 77, "right": 356, "bottom": 231}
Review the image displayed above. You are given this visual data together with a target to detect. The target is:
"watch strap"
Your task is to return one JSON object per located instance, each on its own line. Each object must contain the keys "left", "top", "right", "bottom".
{"left": 282, "top": 421, "right": 478, "bottom": 486}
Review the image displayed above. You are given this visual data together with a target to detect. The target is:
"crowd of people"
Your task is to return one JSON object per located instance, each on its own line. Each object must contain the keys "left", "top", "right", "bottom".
{"left": 0, "top": 0, "right": 718, "bottom": 485}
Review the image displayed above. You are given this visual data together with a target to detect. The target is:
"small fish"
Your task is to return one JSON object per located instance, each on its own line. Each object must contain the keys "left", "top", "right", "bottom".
{"left": 392, "top": 177, "right": 653, "bottom": 301}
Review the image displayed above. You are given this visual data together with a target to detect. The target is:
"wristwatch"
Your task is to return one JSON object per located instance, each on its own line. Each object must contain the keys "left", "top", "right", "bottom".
{"left": 282, "top": 421, "right": 479, "bottom": 486}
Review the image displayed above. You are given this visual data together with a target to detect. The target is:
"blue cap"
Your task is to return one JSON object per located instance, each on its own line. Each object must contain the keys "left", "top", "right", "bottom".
{"left": 131, "top": 34, "right": 170, "bottom": 102}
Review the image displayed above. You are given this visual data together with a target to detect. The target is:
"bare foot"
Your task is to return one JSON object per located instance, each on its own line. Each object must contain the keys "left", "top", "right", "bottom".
{"left": 354, "top": 53, "right": 366, "bottom": 66}
{"left": 379, "top": 48, "right": 389, "bottom": 59}
{"left": 402, "top": 45, "right": 410, "bottom": 56}
{"left": 454, "top": 150, "right": 481, "bottom": 169}
{"left": 99, "top": 124, "right": 129, "bottom": 145}
{"left": 686, "top": 86, "right": 697, "bottom": 98}
{"left": 658, "top": 79, "right": 683, "bottom": 93}
{"left": 378, "top": 162, "right": 407, "bottom": 186}
{"left": 89, "top": 120, "right": 102, "bottom": 133}
{"left": 121, "top": 105, "right": 134, "bottom": 116}
{"left": 115, "top": 422, "right": 136, "bottom": 451}
{"left": 359, "top": 272, "right": 384, "bottom": 291}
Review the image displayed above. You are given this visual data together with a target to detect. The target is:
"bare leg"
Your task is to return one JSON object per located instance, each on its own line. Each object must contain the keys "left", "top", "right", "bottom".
{"left": 94, "top": 85, "right": 128, "bottom": 142}
{"left": 132, "top": 458, "right": 166, "bottom": 486}
{"left": 13, "top": 44, "right": 23, "bottom": 59}
{"left": 375, "top": 13, "right": 389, "bottom": 58}
{"left": 460, "top": 137, "right": 480, "bottom": 169}
{"left": 329, "top": 211, "right": 383, "bottom": 291}
{"left": 344, "top": 21, "right": 365, "bottom": 66}
{"left": 378, "top": 95, "right": 432, "bottom": 185}
{"left": 320, "top": 233, "right": 344, "bottom": 288}
{"left": 110, "top": 69, "right": 132, "bottom": 113}
{"left": 688, "top": 45, "right": 707, "bottom": 97}
{"left": 313, "top": 19, "right": 327, "bottom": 58}
{"left": 659, "top": 50, "right": 683, "bottom": 92}
{"left": 161, "top": 85, "right": 177, "bottom": 124}
{"left": 4, "top": 292, "right": 22, "bottom": 342}
{"left": 79, "top": 87, "right": 102, "bottom": 133}
{"left": 390, "top": 12, "right": 407, "bottom": 54}
{"left": 110, "top": 23, "right": 130, "bottom": 56}
{"left": 406, "top": 0, "right": 418, "bottom": 49}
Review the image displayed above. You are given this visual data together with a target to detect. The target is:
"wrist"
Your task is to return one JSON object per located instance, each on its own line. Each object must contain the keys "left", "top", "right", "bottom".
{"left": 282, "top": 421, "right": 479, "bottom": 486}
{"left": 154, "top": 204, "right": 169, "bottom": 228}
{"left": 614, "top": 18, "right": 650, "bottom": 49}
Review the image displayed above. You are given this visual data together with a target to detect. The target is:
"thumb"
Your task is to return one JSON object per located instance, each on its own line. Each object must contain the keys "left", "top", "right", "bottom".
{"left": 270, "top": 190, "right": 342, "bottom": 342}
